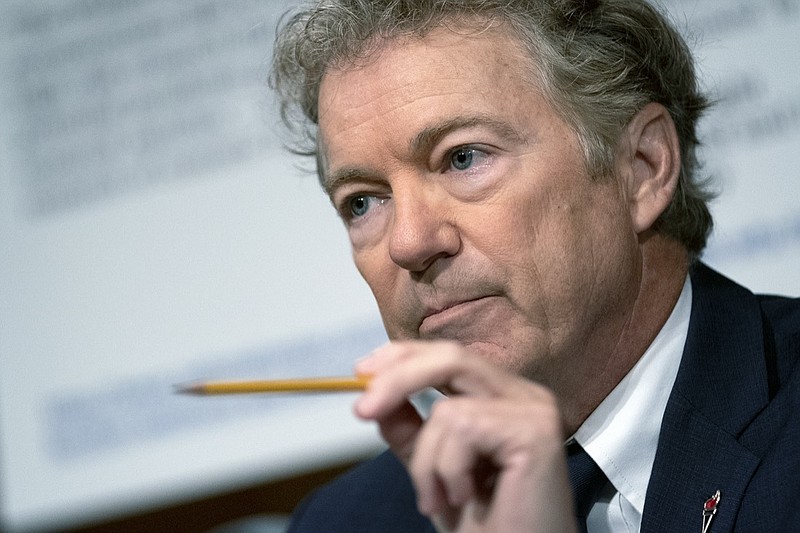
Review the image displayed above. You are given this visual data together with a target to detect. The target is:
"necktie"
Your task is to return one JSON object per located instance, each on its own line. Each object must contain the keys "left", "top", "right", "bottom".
{"left": 567, "top": 442, "right": 609, "bottom": 533}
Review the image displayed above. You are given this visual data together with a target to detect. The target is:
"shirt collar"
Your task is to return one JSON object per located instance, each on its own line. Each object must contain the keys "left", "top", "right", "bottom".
{"left": 572, "top": 276, "right": 691, "bottom": 515}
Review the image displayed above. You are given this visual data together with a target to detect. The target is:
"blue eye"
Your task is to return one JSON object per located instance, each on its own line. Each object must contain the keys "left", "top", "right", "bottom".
{"left": 450, "top": 148, "right": 474, "bottom": 171}
{"left": 347, "top": 195, "right": 385, "bottom": 219}
{"left": 349, "top": 195, "right": 370, "bottom": 217}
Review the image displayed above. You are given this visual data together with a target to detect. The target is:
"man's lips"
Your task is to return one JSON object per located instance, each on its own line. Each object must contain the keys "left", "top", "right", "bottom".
{"left": 418, "top": 296, "right": 498, "bottom": 337}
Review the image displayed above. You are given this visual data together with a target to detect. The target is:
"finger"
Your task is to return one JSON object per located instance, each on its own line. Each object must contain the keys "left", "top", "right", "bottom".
{"left": 412, "top": 394, "right": 568, "bottom": 514}
{"left": 411, "top": 397, "right": 505, "bottom": 514}
{"left": 355, "top": 341, "right": 510, "bottom": 420}
{"left": 353, "top": 341, "right": 396, "bottom": 376}
{"left": 374, "top": 400, "right": 424, "bottom": 464}
{"left": 408, "top": 400, "right": 458, "bottom": 517}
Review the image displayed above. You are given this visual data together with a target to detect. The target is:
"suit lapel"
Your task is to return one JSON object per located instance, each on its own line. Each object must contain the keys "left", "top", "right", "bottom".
{"left": 641, "top": 264, "right": 768, "bottom": 532}
{"left": 641, "top": 394, "right": 760, "bottom": 532}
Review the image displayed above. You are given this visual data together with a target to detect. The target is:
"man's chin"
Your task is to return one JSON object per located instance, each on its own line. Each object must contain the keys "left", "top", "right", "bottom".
{"left": 435, "top": 336, "right": 529, "bottom": 374}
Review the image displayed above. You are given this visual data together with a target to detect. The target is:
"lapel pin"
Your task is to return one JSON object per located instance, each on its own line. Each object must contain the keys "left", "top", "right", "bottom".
{"left": 702, "top": 490, "right": 721, "bottom": 533}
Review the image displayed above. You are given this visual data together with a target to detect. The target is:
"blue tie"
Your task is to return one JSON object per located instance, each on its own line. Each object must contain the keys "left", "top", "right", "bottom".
{"left": 567, "top": 442, "right": 609, "bottom": 533}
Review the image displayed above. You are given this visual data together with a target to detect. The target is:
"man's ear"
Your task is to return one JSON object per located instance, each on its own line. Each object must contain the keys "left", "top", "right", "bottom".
{"left": 617, "top": 102, "right": 681, "bottom": 234}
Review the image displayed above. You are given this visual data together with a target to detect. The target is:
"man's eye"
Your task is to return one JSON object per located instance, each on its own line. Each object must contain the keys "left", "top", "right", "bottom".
{"left": 350, "top": 195, "right": 370, "bottom": 217}
{"left": 347, "top": 195, "right": 384, "bottom": 219}
{"left": 448, "top": 146, "right": 491, "bottom": 172}
{"left": 450, "top": 148, "right": 475, "bottom": 171}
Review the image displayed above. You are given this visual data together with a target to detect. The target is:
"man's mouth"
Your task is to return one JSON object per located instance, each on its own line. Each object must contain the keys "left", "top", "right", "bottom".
{"left": 418, "top": 296, "right": 499, "bottom": 338}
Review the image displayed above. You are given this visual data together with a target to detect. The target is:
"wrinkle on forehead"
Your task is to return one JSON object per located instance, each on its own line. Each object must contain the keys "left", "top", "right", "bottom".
{"left": 317, "top": 22, "right": 540, "bottom": 120}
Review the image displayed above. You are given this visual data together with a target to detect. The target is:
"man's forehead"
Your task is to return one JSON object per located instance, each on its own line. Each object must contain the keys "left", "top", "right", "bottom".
{"left": 318, "top": 20, "right": 536, "bottom": 96}
{"left": 316, "top": 25, "right": 539, "bottom": 130}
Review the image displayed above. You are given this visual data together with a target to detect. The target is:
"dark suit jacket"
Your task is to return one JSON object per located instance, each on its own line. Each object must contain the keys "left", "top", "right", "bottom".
{"left": 288, "top": 264, "right": 800, "bottom": 532}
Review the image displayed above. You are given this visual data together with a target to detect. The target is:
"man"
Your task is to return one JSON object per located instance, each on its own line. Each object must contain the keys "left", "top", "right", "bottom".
{"left": 270, "top": 0, "right": 800, "bottom": 531}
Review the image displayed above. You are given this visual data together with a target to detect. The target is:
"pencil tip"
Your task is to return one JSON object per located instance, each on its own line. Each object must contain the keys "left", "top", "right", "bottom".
{"left": 173, "top": 382, "right": 204, "bottom": 395}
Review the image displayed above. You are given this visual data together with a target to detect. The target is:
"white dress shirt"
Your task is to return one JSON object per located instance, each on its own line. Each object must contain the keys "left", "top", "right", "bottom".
{"left": 571, "top": 277, "right": 692, "bottom": 532}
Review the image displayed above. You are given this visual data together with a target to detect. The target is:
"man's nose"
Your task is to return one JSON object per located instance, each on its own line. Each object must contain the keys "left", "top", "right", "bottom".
{"left": 388, "top": 187, "right": 461, "bottom": 273}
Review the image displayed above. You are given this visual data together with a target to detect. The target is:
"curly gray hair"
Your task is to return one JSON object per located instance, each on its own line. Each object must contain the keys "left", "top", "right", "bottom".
{"left": 270, "top": 0, "right": 714, "bottom": 255}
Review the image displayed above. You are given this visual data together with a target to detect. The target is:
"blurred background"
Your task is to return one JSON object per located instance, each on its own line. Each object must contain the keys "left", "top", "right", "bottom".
{"left": 1, "top": 0, "right": 798, "bottom": 531}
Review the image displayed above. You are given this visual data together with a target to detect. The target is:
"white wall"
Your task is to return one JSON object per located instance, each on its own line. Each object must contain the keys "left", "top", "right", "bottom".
{"left": 0, "top": 0, "right": 797, "bottom": 531}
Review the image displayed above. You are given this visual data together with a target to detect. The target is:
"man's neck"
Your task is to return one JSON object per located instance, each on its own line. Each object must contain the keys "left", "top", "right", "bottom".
{"left": 560, "top": 232, "right": 689, "bottom": 435}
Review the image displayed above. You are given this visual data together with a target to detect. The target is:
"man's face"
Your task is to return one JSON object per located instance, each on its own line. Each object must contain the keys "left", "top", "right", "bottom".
{"left": 317, "top": 25, "right": 642, "bottom": 384}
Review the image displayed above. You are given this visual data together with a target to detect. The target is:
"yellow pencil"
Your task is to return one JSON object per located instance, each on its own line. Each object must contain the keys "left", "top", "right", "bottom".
{"left": 175, "top": 375, "right": 370, "bottom": 395}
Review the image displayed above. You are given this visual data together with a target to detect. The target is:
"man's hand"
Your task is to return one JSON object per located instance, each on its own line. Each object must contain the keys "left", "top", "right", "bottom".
{"left": 354, "top": 341, "right": 578, "bottom": 533}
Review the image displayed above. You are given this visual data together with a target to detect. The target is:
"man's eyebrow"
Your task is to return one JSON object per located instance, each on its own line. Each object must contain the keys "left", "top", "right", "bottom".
{"left": 323, "top": 166, "right": 379, "bottom": 197}
{"left": 410, "top": 115, "right": 526, "bottom": 156}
